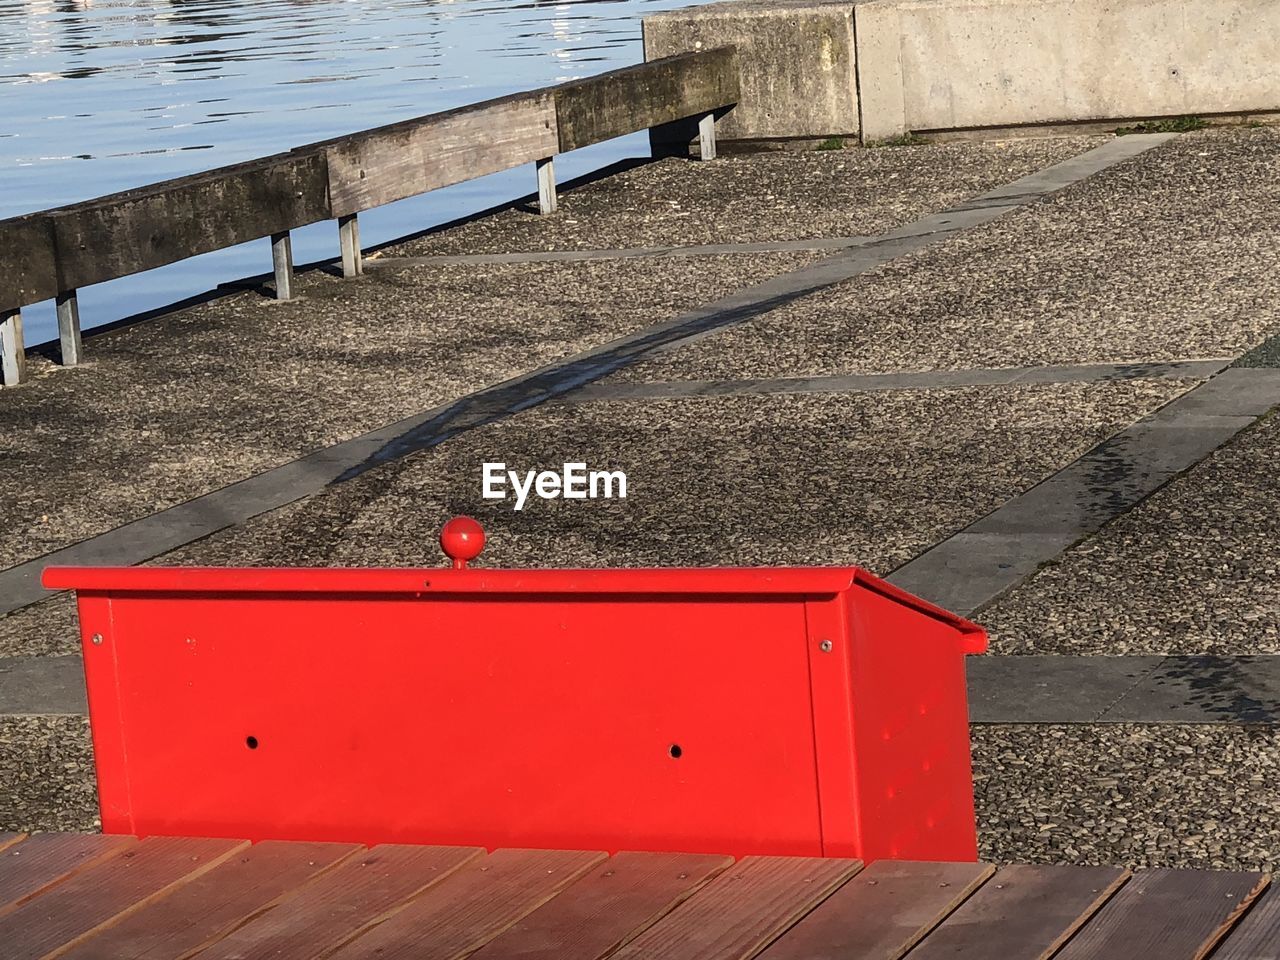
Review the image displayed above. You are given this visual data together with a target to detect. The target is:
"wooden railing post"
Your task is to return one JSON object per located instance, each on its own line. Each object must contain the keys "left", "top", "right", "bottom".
{"left": 698, "top": 113, "right": 717, "bottom": 160}
{"left": 55, "top": 290, "right": 83, "bottom": 366}
{"left": 338, "top": 214, "right": 363, "bottom": 278}
{"left": 536, "top": 157, "right": 557, "bottom": 215}
{"left": 271, "top": 231, "right": 294, "bottom": 300}
{"left": 1, "top": 308, "right": 27, "bottom": 386}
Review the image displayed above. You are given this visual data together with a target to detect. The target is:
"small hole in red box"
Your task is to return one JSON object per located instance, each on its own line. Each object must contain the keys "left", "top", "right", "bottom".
{"left": 246, "top": 736, "right": 259, "bottom": 750}
{"left": 668, "top": 744, "right": 683, "bottom": 759}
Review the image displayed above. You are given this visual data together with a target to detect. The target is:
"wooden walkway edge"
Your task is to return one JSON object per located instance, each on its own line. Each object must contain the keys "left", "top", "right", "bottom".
{"left": 0, "top": 833, "right": 1273, "bottom": 960}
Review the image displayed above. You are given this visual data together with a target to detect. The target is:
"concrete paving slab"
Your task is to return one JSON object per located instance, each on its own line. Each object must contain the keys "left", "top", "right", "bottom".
{"left": 965, "top": 420, "right": 1255, "bottom": 536}
{"left": 970, "top": 655, "right": 1280, "bottom": 725}
{"left": 389, "top": 138, "right": 1098, "bottom": 257}
{"left": 1145, "top": 367, "right": 1280, "bottom": 420}
{"left": 889, "top": 531, "right": 1083, "bottom": 617}
{"left": 568, "top": 360, "right": 1229, "bottom": 404}
{"left": 1106, "top": 658, "right": 1280, "bottom": 725}
{"left": 974, "top": 724, "right": 1280, "bottom": 870}
{"left": 0, "top": 656, "right": 85, "bottom": 716}
{"left": 968, "top": 656, "right": 1163, "bottom": 724}
{"left": 368, "top": 235, "right": 877, "bottom": 267}
{"left": 610, "top": 127, "right": 1280, "bottom": 383}
{"left": 0, "top": 251, "right": 816, "bottom": 575}
{"left": 985, "top": 407, "right": 1280, "bottom": 656}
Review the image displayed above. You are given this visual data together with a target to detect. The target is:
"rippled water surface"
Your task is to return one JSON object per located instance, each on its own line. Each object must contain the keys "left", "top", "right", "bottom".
{"left": 0, "top": 0, "right": 710, "bottom": 344}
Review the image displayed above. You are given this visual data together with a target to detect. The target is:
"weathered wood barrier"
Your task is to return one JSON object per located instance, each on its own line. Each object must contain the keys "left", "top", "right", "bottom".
{"left": 0, "top": 48, "right": 739, "bottom": 386}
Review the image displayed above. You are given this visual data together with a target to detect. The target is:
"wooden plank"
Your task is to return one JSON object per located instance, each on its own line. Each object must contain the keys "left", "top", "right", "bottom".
{"left": 0, "top": 834, "right": 135, "bottom": 914}
{"left": 193, "top": 844, "right": 483, "bottom": 960}
{"left": 322, "top": 92, "right": 558, "bottom": 217}
{"left": 1053, "top": 868, "right": 1267, "bottom": 960}
{"left": 51, "top": 150, "right": 330, "bottom": 291}
{"left": 56, "top": 840, "right": 361, "bottom": 960}
{"left": 1213, "top": 882, "right": 1280, "bottom": 960}
{"left": 0, "top": 213, "right": 58, "bottom": 310}
{"left": 467, "top": 851, "right": 732, "bottom": 960}
{"left": 0, "top": 835, "right": 245, "bottom": 960}
{"left": 327, "top": 848, "right": 605, "bottom": 960}
{"left": 608, "top": 855, "right": 862, "bottom": 960}
{"left": 907, "top": 864, "right": 1128, "bottom": 960}
{"left": 0, "top": 834, "right": 25, "bottom": 854}
{"left": 554, "top": 48, "right": 740, "bottom": 153}
{"left": 758, "top": 860, "right": 994, "bottom": 960}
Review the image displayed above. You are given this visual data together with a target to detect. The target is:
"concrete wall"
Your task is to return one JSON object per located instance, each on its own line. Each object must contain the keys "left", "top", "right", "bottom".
{"left": 643, "top": 0, "right": 862, "bottom": 145}
{"left": 883, "top": 0, "right": 1280, "bottom": 134}
{"left": 645, "top": 0, "right": 1280, "bottom": 145}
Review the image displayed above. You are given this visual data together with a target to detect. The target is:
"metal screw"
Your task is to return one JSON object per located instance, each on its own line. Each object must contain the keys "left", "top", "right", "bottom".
{"left": 819, "top": 640, "right": 833, "bottom": 652}
{"left": 91, "top": 633, "right": 103, "bottom": 646}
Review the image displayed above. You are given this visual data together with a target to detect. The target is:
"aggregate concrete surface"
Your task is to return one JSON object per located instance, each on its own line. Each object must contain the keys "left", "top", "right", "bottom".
{"left": 611, "top": 128, "right": 1280, "bottom": 382}
{"left": 974, "top": 725, "right": 1280, "bottom": 870}
{"left": 0, "top": 717, "right": 97, "bottom": 834}
{"left": 153, "top": 381, "right": 1187, "bottom": 578}
{"left": 985, "top": 411, "right": 1280, "bottom": 656}
{"left": 0, "top": 251, "right": 817, "bottom": 571}
{"left": 0, "top": 595, "right": 79, "bottom": 660}
{"left": 389, "top": 138, "right": 1097, "bottom": 256}
{"left": 4, "top": 130, "right": 1280, "bottom": 874}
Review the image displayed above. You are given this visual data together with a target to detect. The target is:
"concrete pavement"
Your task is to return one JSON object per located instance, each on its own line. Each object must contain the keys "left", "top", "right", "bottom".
{"left": 4, "top": 127, "right": 1280, "bottom": 868}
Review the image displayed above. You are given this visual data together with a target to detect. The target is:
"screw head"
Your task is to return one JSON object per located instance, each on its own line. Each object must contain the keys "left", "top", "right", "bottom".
{"left": 819, "top": 639, "right": 833, "bottom": 653}
{"left": 90, "top": 633, "right": 103, "bottom": 646}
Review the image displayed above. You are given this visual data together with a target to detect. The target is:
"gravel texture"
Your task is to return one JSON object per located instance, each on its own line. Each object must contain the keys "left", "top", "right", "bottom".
{"left": 975, "top": 724, "right": 1280, "bottom": 870}
{"left": 388, "top": 138, "right": 1099, "bottom": 256}
{"left": 984, "top": 411, "right": 1280, "bottom": 656}
{"left": 611, "top": 127, "right": 1280, "bottom": 383}
{"left": 154, "top": 380, "right": 1187, "bottom": 578}
{"left": 0, "top": 251, "right": 816, "bottom": 572}
{"left": 0, "top": 374, "right": 1191, "bottom": 658}
{"left": 0, "top": 596, "right": 79, "bottom": 660}
{"left": 0, "top": 716, "right": 98, "bottom": 834}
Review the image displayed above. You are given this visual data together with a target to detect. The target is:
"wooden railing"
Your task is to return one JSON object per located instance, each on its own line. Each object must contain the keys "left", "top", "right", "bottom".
{"left": 0, "top": 47, "right": 739, "bottom": 386}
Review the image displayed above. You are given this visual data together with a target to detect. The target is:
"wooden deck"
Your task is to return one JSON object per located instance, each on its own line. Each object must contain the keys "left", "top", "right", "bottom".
{"left": 0, "top": 832, "right": 1276, "bottom": 960}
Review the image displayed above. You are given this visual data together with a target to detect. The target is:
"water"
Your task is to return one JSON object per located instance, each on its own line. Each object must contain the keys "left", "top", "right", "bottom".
{"left": 0, "top": 0, "right": 711, "bottom": 346}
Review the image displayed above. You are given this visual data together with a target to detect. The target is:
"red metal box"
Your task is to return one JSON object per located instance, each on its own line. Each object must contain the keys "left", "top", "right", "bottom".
{"left": 44, "top": 526, "right": 986, "bottom": 862}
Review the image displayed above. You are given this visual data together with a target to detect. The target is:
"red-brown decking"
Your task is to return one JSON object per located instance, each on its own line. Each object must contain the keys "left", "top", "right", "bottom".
{"left": 0, "top": 832, "right": 1273, "bottom": 960}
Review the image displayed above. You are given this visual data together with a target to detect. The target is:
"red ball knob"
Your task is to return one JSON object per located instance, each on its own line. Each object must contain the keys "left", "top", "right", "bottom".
{"left": 440, "top": 516, "right": 486, "bottom": 569}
